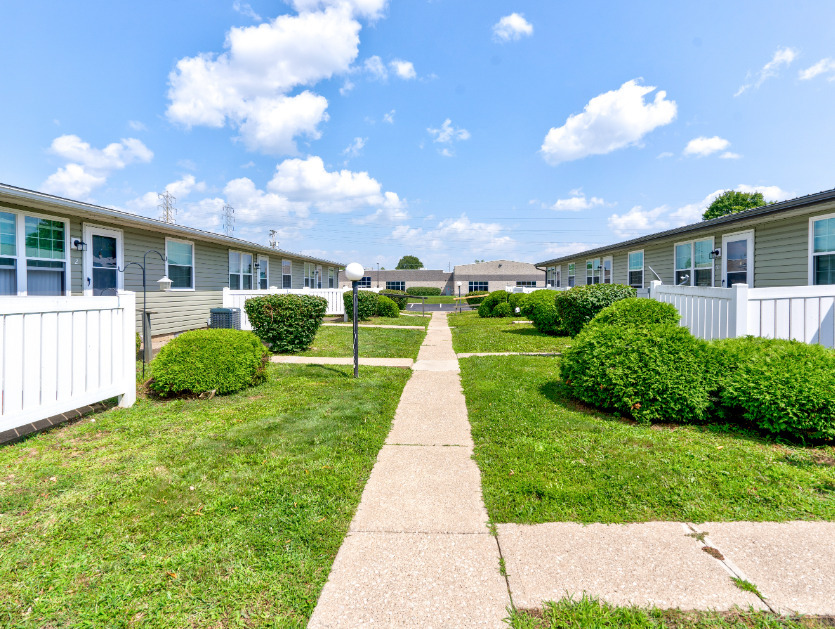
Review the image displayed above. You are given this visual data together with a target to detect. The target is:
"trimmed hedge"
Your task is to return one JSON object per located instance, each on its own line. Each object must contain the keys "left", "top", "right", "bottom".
{"left": 407, "top": 286, "right": 442, "bottom": 297}
{"left": 521, "top": 290, "right": 565, "bottom": 335}
{"left": 245, "top": 293, "right": 328, "bottom": 353}
{"left": 376, "top": 295, "right": 400, "bottom": 318}
{"left": 555, "top": 284, "right": 637, "bottom": 336}
{"left": 382, "top": 289, "right": 407, "bottom": 310}
{"left": 343, "top": 290, "right": 379, "bottom": 321}
{"left": 508, "top": 292, "right": 528, "bottom": 314}
{"left": 150, "top": 329, "right": 268, "bottom": 397}
{"left": 465, "top": 291, "right": 489, "bottom": 306}
{"left": 477, "top": 290, "right": 510, "bottom": 317}
{"left": 493, "top": 302, "right": 513, "bottom": 318}
{"left": 587, "top": 298, "right": 680, "bottom": 332}
{"left": 561, "top": 323, "right": 710, "bottom": 424}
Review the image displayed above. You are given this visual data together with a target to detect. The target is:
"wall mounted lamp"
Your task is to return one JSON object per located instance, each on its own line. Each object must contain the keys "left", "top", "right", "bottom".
{"left": 73, "top": 239, "right": 87, "bottom": 252}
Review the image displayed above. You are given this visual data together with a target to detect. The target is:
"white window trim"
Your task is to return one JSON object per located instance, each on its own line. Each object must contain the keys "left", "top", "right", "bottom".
{"left": 673, "top": 236, "right": 715, "bottom": 287}
{"left": 567, "top": 263, "right": 575, "bottom": 287}
{"left": 586, "top": 257, "right": 608, "bottom": 284}
{"left": 257, "top": 254, "right": 269, "bottom": 289}
{"left": 282, "top": 259, "right": 292, "bottom": 288}
{"left": 721, "top": 230, "right": 754, "bottom": 288}
{"left": 809, "top": 213, "right": 835, "bottom": 285}
{"left": 0, "top": 206, "right": 71, "bottom": 296}
{"left": 82, "top": 223, "right": 125, "bottom": 296}
{"left": 602, "top": 255, "right": 613, "bottom": 284}
{"left": 328, "top": 267, "right": 335, "bottom": 288}
{"left": 165, "top": 237, "right": 195, "bottom": 291}
{"left": 228, "top": 249, "right": 255, "bottom": 290}
{"left": 627, "top": 249, "right": 644, "bottom": 289}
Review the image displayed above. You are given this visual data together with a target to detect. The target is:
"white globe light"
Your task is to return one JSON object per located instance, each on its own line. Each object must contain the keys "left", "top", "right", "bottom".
{"left": 344, "top": 262, "right": 364, "bottom": 282}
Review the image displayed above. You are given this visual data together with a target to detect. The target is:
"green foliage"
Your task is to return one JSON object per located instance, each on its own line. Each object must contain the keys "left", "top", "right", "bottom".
{"left": 508, "top": 292, "right": 528, "bottom": 313}
{"left": 464, "top": 290, "right": 488, "bottom": 305}
{"left": 477, "top": 290, "right": 510, "bottom": 317}
{"left": 407, "top": 286, "right": 442, "bottom": 297}
{"left": 376, "top": 295, "right": 400, "bottom": 318}
{"left": 244, "top": 293, "right": 328, "bottom": 353}
{"left": 343, "top": 289, "right": 380, "bottom": 321}
{"left": 135, "top": 332, "right": 141, "bottom": 354}
{"left": 561, "top": 323, "right": 710, "bottom": 424}
{"left": 382, "top": 289, "right": 407, "bottom": 309}
{"left": 493, "top": 302, "right": 513, "bottom": 318}
{"left": 555, "top": 283, "right": 637, "bottom": 336}
{"left": 149, "top": 329, "right": 268, "bottom": 396}
{"left": 702, "top": 190, "right": 766, "bottom": 221}
{"left": 521, "top": 289, "right": 565, "bottom": 335}
{"left": 712, "top": 337, "right": 835, "bottom": 440}
{"left": 395, "top": 254, "right": 423, "bottom": 269}
{"left": 587, "top": 298, "right": 680, "bottom": 332}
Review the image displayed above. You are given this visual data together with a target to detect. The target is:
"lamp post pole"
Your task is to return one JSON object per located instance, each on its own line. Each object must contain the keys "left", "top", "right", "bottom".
{"left": 343, "top": 262, "right": 365, "bottom": 378}
{"left": 456, "top": 281, "right": 462, "bottom": 313}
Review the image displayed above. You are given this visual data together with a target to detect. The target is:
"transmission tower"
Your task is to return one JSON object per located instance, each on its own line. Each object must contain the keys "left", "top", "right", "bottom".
{"left": 269, "top": 230, "right": 278, "bottom": 250}
{"left": 158, "top": 191, "right": 177, "bottom": 224}
{"left": 222, "top": 204, "right": 235, "bottom": 237}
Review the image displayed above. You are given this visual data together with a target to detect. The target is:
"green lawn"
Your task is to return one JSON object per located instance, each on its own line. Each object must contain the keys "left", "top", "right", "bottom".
{"left": 459, "top": 355, "right": 835, "bottom": 524}
{"left": 0, "top": 364, "right": 410, "bottom": 627}
{"left": 448, "top": 311, "right": 573, "bottom": 354}
{"left": 508, "top": 595, "right": 829, "bottom": 628}
{"left": 325, "top": 315, "right": 429, "bottom": 327}
{"left": 296, "top": 325, "right": 426, "bottom": 359}
{"left": 406, "top": 296, "right": 454, "bottom": 304}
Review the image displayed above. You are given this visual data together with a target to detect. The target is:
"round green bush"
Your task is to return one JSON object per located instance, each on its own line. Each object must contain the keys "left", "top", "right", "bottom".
{"left": 382, "top": 289, "right": 407, "bottom": 310}
{"left": 465, "top": 291, "right": 489, "bottom": 306}
{"left": 587, "top": 298, "right": 680, "bottom": 332}
{"left": 477, "top": 290, "right": 509, "bottom": 317}
{"left": 150, "top": 329, "right": 268, "bottom": 397}
{"left": 521, "top": 290, "right": 565, "bottom": 335}
{"left": 376, "top": 295, "right": 400, "bottom": 318}
{"left": 407, "top": 286, "right": 442, "bottom": 297}
{"left": 508, "top": 292, "right": 528, "bottom": 314}
{"left": 493, "top": 302, "right": 513, "bottom": 318}
{"left": 560, "top": 323, "right": 710, "bottom": 424}
{"left": 555, "top": 284, "right": 637, "bottom": 336}
{"left": 343, "top": 290, "right": 380, "bottom": 321}
{"left": 245, "top": 293, "right": 328, "bottom": 353}
{"left": 712, "top": 337, "right": 835, "bottom": 440}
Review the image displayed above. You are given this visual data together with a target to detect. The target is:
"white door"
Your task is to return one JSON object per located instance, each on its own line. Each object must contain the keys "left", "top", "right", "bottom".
{"left": 722, "top": 230, "right": 754, "bottom": 287}
{"left": 84, "top": 225, "right": 124, "bottom": 295}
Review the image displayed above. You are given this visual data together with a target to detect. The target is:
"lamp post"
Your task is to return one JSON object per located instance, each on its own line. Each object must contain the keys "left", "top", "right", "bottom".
{"left": 456, "top": 281, "right": 462, "bottom": 313}
{"left": 118, "top": 250, "right": 172, "bottom": 378}
{"left": 344, "top": 262, "right": 364, "bottom": 378}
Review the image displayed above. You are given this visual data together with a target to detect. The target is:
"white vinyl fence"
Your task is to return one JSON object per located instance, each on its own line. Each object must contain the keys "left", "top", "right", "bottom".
{"left": 1, "top": 292, "right": 137, "bottom": 433}
{"left": 647, "top": 280, "right": 835, "bottom": 347}
{"left": 224, "top": 287, "right": 351, "bottom": 329}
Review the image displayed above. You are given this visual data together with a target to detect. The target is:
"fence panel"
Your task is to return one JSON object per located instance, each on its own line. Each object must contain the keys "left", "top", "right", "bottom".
{"left": 0, "top": 293, "right": 136, "bottom": 433}
{"left": 650, "top": 282, "right": 735, "bottom": 341}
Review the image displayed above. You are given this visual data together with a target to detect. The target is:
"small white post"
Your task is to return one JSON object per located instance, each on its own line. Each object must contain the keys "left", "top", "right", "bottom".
{"left": 118, "top": 291, "right": 137, "bottom": 408}
{"left": 731, "top": 283, "right": 749, "bottom": 338}
{"left": 649, "top": 280, "right": 662, "bottom": 300}
{"left": 222, "top": 286, "right": 231, "bottom": 307}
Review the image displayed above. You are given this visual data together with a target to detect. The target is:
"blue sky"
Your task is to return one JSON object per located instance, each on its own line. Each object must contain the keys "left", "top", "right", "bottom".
{"left": 1, "top": 0, "right": 834, "bottom": 269}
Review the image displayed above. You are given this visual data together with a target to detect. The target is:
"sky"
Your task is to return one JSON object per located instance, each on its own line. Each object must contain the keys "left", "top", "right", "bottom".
{"left": 1, "top": 0, "right": 834, "bottom": 270}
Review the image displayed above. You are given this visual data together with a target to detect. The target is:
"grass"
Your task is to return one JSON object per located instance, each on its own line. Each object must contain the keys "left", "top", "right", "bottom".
{"left": 448, "top": 311, "right": 574, "bottom": 354}
{"left": 459, "top": 355, "right": 835, "bottom": 523}
{"left": 324, "top": 315, "right": 429, "bottom": 327}
{"left": 295, "top": 325, "right": 426, "bottom": 359}
{"left": 407, "top": 296, "right": 454, "bottom": 304}
{"left": 507, "top": 595, "right": 832, "bottom": 628}
{"left": 0, "top": 363, "right": 410, "bottom": 627}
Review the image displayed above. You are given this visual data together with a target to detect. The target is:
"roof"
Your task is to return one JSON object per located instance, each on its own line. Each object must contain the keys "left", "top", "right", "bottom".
{"left": 535, "top": 187, "right": 835, "bottom": 267}
{"left": 0, "top": 182, "right": 345, "bottom": 268}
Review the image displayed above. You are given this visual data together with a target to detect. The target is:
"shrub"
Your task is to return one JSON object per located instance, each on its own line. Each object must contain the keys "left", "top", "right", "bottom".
{"left": 507, "top": 292, "right": 528, "bottom": 314}
{"left": 561, "top": 323, "right": 710, "bottom": 424}
{"left": 150, "top": 329, "right": 268, "bottom": 397}
{"left": 383, "top": 289, "right": 407, "bottom": 310}
{"left": 522, "top": 290, "right": 565, "bottom": 335}
{"left": 136, "top": 332, "right": 141, "bottom": 354}
{"left": 711, "top": 337, "right": 835, "bottom": 440}
{"left": 493, "top": 302, "right": 513, "bottom": 318}
{"left": 587, "top": 298, "right": 680, "bottom": 332}
{"left": 465, "top": 291, "right": 489, "bottom": 305}
{"left": 343, "top": 290, "right": 380, "bottom": 321}
{"left": 407, "top": 286, "right": 442, "bottom": 297}
{"left": 376, "top": 295, "right": 400, "bottom": 318}
{"left": 245, "top": 293, "right": 328, "bottom": 353}
{"left": 477, "top": 290, "right": 510, "bottom": 317}
{"left": 555, "top": 284, "right": 637, "bottom": 336}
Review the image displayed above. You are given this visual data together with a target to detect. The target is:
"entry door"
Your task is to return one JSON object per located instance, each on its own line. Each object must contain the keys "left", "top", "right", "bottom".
{"left": 722, "top": 230, "right": 754, "bottom": 288}
{"left": 84, "top": 225, "right": 124, "bottom": 295}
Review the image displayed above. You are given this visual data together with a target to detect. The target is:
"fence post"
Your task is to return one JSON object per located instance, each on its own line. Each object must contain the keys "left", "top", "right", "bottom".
{"left": 222, "top": 287, "right": 231, "bottom": 308}
{"left": 649, "top": 280, "right": 662, "bottom": 300}
{"left": 118, "top": 291, "right": 137, "bottom": 409}
{"left": 731, "top": 283, "right": 749, "bottom": 338}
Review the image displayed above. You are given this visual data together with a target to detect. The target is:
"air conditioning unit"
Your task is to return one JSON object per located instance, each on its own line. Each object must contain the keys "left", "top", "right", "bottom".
{"left": 209, "top": 307, "right": 241, "bottom": 330}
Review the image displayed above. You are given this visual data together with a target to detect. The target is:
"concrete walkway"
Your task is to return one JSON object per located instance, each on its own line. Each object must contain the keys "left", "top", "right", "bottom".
{"left": 308, "top": 312, "right": 509, "bottom": 628}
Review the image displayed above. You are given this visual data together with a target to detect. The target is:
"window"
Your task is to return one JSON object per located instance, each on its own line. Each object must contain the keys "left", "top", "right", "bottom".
{"left": 25, "top": 216, "right": 68, "bottom": 296}
{"left": 304, "top": 262, "right": 316, "bottom": 288}
{"left": 166, "top": 239, "right": 194, "bottom": 290}
{"left": 602, "top": 256, "right": 612, "bottom": 284}
{"left": 358, "top": 276, "right": 372, "bottom": 288}
{"left": 628, "top": 250, "right": 644, "bottom": 288}
{"left": 386, "top": 281, "right": 405, "bottom": 291}
{"left": 0, "top": 211, "right": 17, "bottom": 295}
{"left": 516, "top": 281, "right": 536, "bottom": 287}
{"left": 811, "top": 215, "right": 835, "bottom": 285}
{"left": 586, "top": 258, "right": 600, "bottom": 284}
{"left": 228, "top": 251, "right": 253, "bottom": 290}
{"left": 328, "top": 267, "right": 335, "bottom": 288}
{"left": 546, "top": 266, "right": 556, "bottom": 287}
{"left": 568, "top": 263, "right": 575, "bottom": 287}
{"left": 675, "top": 238, "right": 713, "bottom": 286}
{"left": 316, "top": 265, "right": 323, "bottom": 289}
{"left": 469, "top": 281, "right": 488, "bottom": 292}
{"left": 257, "top": 255, "right": 269, "bottom": 289}
{"left": 282, "top": 259, "right": 292, "bottom": 288}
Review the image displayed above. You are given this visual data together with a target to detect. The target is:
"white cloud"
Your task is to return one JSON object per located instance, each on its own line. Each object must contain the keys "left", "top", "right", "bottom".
{"left": 736, "top": 184, "right": 791, "bottom": 202}
{"left": 42, "top": 134, "right": 153, "bottom": 200}
{"left": 541, "top": 242, "right": 598, "bottom": 259}
{"left": 719, "top": 151, "right": 742, "bottom": 160}
{"left": 126, "top": 174, "right": 208, "bottom": 217}
{"left": 683, "top": 135, "right": 731, "bottom": 157}
{"left": 657, "top": 151, "right": 674, "bottom": 159}
{"left": 608, "top": 205, "right": 670, "bottom": 239}
{"left": 389, "top": 59, "right": 416, "bottom": 79}
{"left": 541, "top": 80, "right": 677, "bottom": 165}
{"left": 799, "top": 58, "right": 835, "bottom": 81}
{"left": 290, "top": 0, "right": 388, "bottom": 20}
{"left": 427, "top": 119, "right": 470, "bottom": 156}
{"left": 166, "top": 4, "right": 371, "bottom": 154}
{"left": 342, "top": 136, "right": 367, "bottom": 158}
{"left": 128, "top": 120, "right": 146, "bottom": 131}
{"left": 392, "top": 215, "right": 515, "bottom": 255}
{"left": 340, "top": 79, "right": 355, "bottom": 95}
{"left": 383, "top": 109, "right": 395, "bottom": 124}
{"left": 364, "top": 55, "right": 388, "bottom": 80}
{"left": 735, "top": 47, "right": 798, "bottom": 96}
{"left": 233, "top": 1, "right": 262, "bottom": 21}
{"left": 492, "top": 13, "right": 533, "bottom": 42}
{"left": 550, "top": 194, "right": 605, "bottom": 212}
